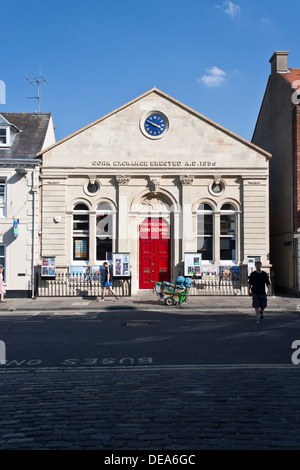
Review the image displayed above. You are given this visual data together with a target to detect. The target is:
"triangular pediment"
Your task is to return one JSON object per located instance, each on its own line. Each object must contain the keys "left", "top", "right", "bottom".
{"left": 39, "top": 88, "right": 271, "bottom": 169}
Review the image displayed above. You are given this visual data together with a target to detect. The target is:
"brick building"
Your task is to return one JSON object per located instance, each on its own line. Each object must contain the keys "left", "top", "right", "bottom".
{"left": 252, "top": 51, "right": 300, "bottom": 295}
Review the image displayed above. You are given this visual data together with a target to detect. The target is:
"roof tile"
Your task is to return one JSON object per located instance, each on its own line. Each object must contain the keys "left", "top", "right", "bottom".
{"left": 0, "top": 113, "right": 51, "bottom": 159}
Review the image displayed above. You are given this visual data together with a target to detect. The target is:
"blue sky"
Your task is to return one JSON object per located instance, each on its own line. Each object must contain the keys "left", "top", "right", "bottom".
{"left": 1, "top": 0, "right": 300, "bottom": 142}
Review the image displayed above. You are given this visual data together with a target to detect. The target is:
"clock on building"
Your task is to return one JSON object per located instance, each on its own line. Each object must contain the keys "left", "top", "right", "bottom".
{"left": 141, "top": 111, "right": 169, "bottom": 139}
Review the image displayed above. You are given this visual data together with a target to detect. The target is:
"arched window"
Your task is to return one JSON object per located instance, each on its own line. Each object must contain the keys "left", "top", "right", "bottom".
{"left": 96, "top": 202, "right": 113, "bottom": 261}
{"left": 220, "top": 203, "right": 237, "bottom": 262}
{"left": 72, "top": 203, "right": 89, "bottom": 260}
{"left": 197, "top": 203, "right": 214, "bottom": 261}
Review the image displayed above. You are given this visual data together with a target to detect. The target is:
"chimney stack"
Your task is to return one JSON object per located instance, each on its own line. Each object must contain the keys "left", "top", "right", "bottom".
{"left": 269, "top": 51, "right": 289, "bottom": 75}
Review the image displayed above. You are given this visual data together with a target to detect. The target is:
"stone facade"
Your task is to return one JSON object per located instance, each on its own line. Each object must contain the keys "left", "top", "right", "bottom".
{"left": 38, "top": 89, "right": 270, "bottom": 295}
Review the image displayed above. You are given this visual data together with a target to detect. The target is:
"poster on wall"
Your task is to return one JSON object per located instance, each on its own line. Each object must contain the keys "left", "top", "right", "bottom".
{"left": 69, "top": 265, "right": 114, "bottom": 282}
{"left": 113, "top": 253, "right": 130, "bottom": 277}
{"left": 201, "top": 265, "right": 219, "bottom": 280}
{"left": 219, "top": 266, "right": 240, "bottom": 281}
{"left": 247, "top": 256, "right": 262, "bottom": 276}
{"left": 69, "top": 266, "right": 90, "bottom": 281}
{"left": 184, "top": 253, "right": 202, "bottom": 276}
{"left": 41, "top": 257, "right": 55, "bottom": 277}
{"left": 91, "top": 265, "right": 105, "bottom": 281}
{"left": 74, "top": 239, "right": 88, "bottom": 260}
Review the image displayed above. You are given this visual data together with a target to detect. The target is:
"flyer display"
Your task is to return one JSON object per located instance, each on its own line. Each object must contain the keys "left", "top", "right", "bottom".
{"left": 74, "top": 238, "right": 88, "bottom": 260}
{"left": 201, "top": 265, "right": 219, "bottom": 280}
{"left": 247, "top": 256, "right": 262, "bottom": 276}
{"left": 113, "top": 253, "right": 130, "bottom": 277}
{"left": 184, "top": 253, "right": 201, "bottom": 276}
{"left": 41, "top": 257, "right": 55, "bottom": 277}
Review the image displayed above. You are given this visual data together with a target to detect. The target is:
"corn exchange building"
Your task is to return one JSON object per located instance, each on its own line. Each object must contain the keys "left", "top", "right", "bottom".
{"left": 37, "top": 89, "right": 271, "bottom": 296}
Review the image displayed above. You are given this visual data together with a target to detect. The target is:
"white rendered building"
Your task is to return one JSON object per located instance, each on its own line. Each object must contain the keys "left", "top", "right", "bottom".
{"left": 0, "top": 113, "right": 55, "bottom": 297}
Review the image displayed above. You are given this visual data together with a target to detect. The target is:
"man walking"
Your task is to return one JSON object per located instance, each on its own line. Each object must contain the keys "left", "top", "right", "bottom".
{"left": 99, "top": 262, "right": 119, "bottom": 302}
{"left": 248, "top": 260, "right": 271, "bottom": 324}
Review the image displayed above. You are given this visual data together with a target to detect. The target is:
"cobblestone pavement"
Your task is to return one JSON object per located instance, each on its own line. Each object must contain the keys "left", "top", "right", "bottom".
{"left": 0, "top": 365, "right": 299, "bottom": 450}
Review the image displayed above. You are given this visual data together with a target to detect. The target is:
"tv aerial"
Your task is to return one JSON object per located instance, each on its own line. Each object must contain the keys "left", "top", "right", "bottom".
{"left": 26, "top": 66, "right": 49, "bottom": 113}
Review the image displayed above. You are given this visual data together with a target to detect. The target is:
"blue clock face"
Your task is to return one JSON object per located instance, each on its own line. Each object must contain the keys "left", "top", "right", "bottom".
{"left": 144, "top": 113, "right": 167, "bottom": 137}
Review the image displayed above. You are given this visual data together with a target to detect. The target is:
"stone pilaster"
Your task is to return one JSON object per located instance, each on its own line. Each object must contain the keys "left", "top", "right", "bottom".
{"left": 116, "top": 175, "right": 131, "bottom": 252}
{"left": 180, "top": 175, "right": 194, "bottom": 255}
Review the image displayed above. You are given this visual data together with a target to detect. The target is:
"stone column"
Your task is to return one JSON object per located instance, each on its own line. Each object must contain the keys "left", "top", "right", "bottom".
{"left": 116, "top": 175, "right": 131, "bottom": 252}
{"left": 214, "top": 210, "right": 221, "bottom": 265}
{"left": 180, "top": 175, "right": 194, "bottom": 256}
{"left": 89, "top": 210, "right": 96, "bottom": 265}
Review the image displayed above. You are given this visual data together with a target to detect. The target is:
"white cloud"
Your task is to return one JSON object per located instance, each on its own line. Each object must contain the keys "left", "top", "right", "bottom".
{"left": 216, "top": 1, "right": 241, "bottom": 20}
{"left": 199, "top": 66, "right": 226, "bottom": 87}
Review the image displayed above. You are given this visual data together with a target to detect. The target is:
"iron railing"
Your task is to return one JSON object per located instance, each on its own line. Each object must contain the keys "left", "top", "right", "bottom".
{"left": 37, "top": 273, "right": 245, "bottom": 296}
{"left": 37, "top": 273, "right": 131, "bottom": 297}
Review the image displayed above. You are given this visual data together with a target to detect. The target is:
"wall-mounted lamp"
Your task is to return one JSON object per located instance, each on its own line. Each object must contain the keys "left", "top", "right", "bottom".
{"left": 15, "top": 168, "right": 28, "bottom": 177}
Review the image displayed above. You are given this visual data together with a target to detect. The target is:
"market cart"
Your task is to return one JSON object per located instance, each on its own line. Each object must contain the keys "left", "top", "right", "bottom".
{"left": 151, "top": 276, "right": 192, "bottom": 306}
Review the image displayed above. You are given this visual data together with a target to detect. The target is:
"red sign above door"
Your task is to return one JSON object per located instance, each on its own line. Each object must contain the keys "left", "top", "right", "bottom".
{"left": 139, "top": 218, "right": 170, "bottom": 239}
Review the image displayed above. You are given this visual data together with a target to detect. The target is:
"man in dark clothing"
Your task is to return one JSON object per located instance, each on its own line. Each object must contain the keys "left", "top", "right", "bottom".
{"left": 248, "top": 261, "right": 271, "bottom": 324}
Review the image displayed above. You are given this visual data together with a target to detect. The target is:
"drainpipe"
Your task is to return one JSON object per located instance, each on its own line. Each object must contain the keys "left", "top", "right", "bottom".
{"left": 31, "top": 170, "right": 36, "bottom": 299}
{"left": 31, "top": 167, "right": 41, "bottom": 299}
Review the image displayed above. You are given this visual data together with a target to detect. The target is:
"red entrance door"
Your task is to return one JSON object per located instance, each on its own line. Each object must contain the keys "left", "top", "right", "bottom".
{"left": 139, "top": 218, "right": 171, "bottom": 289}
